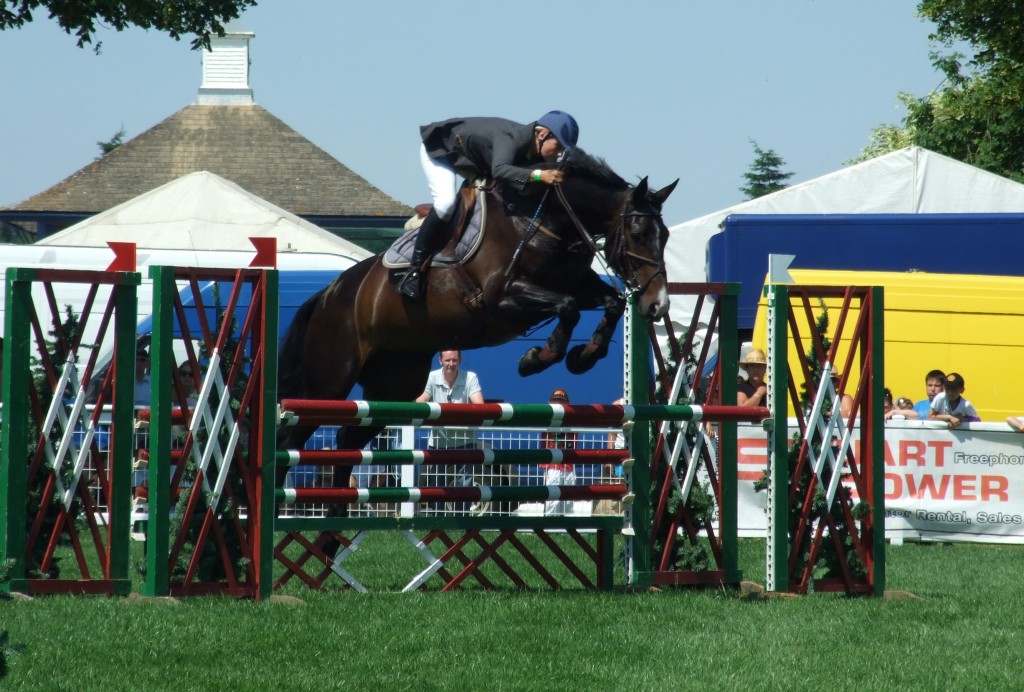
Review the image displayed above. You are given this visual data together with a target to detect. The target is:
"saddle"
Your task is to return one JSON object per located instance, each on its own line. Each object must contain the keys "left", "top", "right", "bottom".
{"left": 383, "top": 184, "right": 487, "bottom": 269}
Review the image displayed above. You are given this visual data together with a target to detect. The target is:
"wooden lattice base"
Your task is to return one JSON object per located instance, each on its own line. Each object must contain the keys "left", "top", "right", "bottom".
{"left": 273, "top": 516, "right": 622, "bottom": 592}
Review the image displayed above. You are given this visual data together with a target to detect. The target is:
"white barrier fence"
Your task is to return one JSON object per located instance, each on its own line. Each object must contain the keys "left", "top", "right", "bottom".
{"left": 738, "top": 419, "right": 1024, "bottom": 543}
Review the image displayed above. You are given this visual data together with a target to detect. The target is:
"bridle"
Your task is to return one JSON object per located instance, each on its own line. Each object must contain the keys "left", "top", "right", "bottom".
{"left": 552, "top": 184, "right": 666, "bottom": 293}
{"left": 503, "top": 181, "right": 666, "bottom": 292}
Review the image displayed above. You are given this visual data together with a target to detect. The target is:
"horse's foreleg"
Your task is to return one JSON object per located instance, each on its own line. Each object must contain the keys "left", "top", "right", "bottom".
{"left": 499, "top": 281, "right": 580, "bottom": 376}
{"left": 565, "top": 279, "right": 626, "bottom": 375}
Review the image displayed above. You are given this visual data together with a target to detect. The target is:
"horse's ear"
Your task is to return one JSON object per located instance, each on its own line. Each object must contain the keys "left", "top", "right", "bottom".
{"left": 633, "top": 177, "right": 649, "bottom": 200}
{"left": 651, "top": 179, "right": 679, "bottom": 205}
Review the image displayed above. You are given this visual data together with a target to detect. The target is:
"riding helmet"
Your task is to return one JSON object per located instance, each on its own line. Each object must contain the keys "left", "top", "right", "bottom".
{"left": 536, "top": 110, "right": 579, "bottom": 150}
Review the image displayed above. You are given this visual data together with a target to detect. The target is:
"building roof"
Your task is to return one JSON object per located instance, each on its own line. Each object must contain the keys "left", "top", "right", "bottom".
{"left": 11, "top": 102, "right": 411, "bottom": 218}
{"left": 36, "top": 170, "right": 373, "bottom": 260}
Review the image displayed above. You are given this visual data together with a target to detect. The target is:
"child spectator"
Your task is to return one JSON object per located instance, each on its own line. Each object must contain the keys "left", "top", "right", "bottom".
{"left": 928, "top": 372, "right": 980, "bottom": 428}
{"left": 912, "top": 369, "right": 945, "bottom": 419}
{"left": 885, "top": 389, "right": 920, "bottom": 420}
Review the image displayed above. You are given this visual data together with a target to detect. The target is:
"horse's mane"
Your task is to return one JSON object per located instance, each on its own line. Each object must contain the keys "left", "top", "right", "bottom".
{"left": 561, "top": 147, "right": 629, "bottom": 191}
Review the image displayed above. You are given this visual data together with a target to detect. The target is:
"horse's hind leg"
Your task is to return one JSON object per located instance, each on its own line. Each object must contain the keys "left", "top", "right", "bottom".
{"left": 275, "top": 424, "right": 319, "bottom": 490}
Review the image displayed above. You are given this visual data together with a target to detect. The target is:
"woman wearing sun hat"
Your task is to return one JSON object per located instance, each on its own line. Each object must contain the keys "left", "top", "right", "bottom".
{"left": 738, "top": 347, "right": 767, "bottom": 407}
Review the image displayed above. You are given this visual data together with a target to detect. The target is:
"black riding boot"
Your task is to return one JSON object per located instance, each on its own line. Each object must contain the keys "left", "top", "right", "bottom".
{"left": 398, "top": 209, "right": 445, "bottom": 301}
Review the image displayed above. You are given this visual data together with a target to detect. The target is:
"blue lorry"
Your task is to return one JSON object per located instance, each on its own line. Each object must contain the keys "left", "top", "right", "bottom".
{"left": 707, "top": 213, "right": 1024, "bottom": 331}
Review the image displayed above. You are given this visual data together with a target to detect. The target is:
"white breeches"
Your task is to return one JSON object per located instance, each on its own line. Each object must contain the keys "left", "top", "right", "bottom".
{"left": 420, "top": 144, "right": 460, "bottom": 220}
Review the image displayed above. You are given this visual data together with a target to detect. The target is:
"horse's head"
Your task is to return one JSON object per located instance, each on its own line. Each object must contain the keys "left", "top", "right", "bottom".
{"left": 545, "top": 150, "right": 676, "bottom": 321}
{"left": 604, "top": 176, "right": 678, "bottom": 321}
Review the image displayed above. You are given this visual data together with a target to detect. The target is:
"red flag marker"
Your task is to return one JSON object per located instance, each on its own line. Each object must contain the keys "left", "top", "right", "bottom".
{"left": 250, "top": 236, "right": 277, "bottom": 268}
{"left": 106, "top": 242, "right": 136, "bottom": 272}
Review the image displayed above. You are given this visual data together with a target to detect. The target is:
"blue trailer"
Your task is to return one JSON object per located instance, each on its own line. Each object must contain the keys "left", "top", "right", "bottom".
{"left": 707, "top": 213, "right": 1024, "bottom": 330}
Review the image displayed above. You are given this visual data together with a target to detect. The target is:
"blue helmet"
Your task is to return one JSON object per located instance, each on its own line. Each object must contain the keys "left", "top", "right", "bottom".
{"left": 536, "top": 110, "right": 579, "bottom": 150}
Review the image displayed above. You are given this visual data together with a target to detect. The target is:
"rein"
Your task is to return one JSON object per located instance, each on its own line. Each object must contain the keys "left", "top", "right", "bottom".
{"left": 501, "top": 180, "right": 665, "bottom": 294}
{"left": 504, "top": 186, "right": 554, "bottom": 279}
{"left": 553, "top": 185, "right": 665, "bottom": 293}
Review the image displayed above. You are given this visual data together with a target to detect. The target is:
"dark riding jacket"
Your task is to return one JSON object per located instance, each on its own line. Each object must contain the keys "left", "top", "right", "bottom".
{"left": 420, "top": 117, "right": 543, "bottom": 192}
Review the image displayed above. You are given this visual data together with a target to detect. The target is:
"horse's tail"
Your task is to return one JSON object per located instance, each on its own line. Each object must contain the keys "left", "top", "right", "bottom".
{"left": 277, "top": 287, "right": 326, "bottom": 400}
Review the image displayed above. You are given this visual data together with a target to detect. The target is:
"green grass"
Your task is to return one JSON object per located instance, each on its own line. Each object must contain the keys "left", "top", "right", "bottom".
{"left": 3, "top": 539, "right": 1024, "bottom": 690}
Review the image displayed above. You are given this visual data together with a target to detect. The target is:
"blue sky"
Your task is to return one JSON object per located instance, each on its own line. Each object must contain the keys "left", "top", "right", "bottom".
{"left": 2, "top": 1, "right": 945, "bottom": 225}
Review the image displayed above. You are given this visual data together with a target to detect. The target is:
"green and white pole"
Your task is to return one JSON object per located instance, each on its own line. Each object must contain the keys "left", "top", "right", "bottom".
{"left": 624, "top": 292, "right": 652, "bottom": 587}
{"left": 765, "top": 255, "right": 794, "bottom": 592}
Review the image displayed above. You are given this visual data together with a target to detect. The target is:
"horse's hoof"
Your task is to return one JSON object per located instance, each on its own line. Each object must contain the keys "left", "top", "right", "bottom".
{"left": 518, "top": 346, "right": 544, "bottom": 376}
{"left": 566, "top": 344, "right": 597, "bottom": 374}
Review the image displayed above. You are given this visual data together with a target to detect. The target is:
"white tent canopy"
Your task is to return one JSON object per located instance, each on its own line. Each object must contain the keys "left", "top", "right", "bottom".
{"left": 37, "top": 170, "right": 374, "bottom": 261}
{"left": 664, "top": 146, "right": 1024, "bottom": 335}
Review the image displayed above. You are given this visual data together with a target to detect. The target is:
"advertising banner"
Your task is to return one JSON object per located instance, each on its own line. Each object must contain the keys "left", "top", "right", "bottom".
{"left": 736, "top": 420, "right": 1024, "bottom": 543}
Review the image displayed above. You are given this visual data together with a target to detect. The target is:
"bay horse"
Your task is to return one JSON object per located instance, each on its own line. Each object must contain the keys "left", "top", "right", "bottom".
{"left": 277, "top": 149, "right": 677, "bottom": 480}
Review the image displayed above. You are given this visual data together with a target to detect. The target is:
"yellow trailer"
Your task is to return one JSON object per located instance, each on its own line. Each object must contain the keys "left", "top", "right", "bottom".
{"left": 751, "top": 269, "right": 1024, "bottom": 423}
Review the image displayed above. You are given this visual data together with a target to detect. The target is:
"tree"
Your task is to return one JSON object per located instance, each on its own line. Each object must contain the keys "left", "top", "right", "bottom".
{"left": 853, "top": 1, "right": 1024, "bottom": 181}
{"left": 739, "top": 140, "right": 794, "bottom": 199}
{"left": 0, "top": 0, "right": 259, "bottom": 53}
{"left": 96, "top": 127, "right": 126, "bottom": 158}
{"left": 919, "top": 0, "right": 1024, "bottom": 67}
{"left": 845, "top": 94, "right": 917, "bottom": 165}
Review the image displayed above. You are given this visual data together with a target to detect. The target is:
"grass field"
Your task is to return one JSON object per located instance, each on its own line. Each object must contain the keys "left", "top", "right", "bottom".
{"left": 3, "top": 537, "right": 1024, "bottom": 690}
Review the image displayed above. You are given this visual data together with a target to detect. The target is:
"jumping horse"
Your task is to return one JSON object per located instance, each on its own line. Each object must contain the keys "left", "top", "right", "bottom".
{"left": 277, "top": 149, "right": 678, "bottom": 486}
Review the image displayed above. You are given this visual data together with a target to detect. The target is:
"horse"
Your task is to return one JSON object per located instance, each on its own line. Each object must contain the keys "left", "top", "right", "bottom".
{"left": 276, "top": 148, "right": 677, "bottom": 487}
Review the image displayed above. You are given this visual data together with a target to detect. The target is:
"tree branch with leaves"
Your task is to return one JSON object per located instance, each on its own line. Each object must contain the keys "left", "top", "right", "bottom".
{"left": 0, "top": 0, "right": 258, "bottom": 52}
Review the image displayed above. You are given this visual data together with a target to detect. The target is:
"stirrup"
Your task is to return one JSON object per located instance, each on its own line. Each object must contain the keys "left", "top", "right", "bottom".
{"left": 397, "top": 268, "right": 425, "bottom": 300}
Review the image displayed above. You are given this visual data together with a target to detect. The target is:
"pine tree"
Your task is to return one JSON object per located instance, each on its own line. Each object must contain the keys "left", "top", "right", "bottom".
{"left": 96, "top": 127, "right": 126, "bottom": 159}
{"left": 740, "top": 140, "right": 794, "bottom": 199}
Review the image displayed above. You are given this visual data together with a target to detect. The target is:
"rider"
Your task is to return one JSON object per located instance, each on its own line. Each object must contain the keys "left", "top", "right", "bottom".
{"left": 396, "top": 111, "right": 580, "bottom": 302}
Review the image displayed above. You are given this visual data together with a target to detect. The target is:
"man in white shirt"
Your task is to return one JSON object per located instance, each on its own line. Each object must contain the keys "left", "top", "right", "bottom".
{"left": 415, "top": 350, "right": 485, "bottom": 512}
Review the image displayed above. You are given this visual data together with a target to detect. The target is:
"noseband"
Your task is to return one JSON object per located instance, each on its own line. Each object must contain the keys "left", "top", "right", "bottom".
{"left": 611, "top": 210, "right": 667, "bottom": 293}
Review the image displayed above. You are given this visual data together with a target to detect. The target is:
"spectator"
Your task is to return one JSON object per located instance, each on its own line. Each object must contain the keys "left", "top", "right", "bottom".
{"left": 605, "top": 397, "right": 626, "bottom": 477}
{"left": 415, "top": 350, "right": 485, "bottom": 513}
{"left": 737, "top": 348, "right": 767, "bottom": 407}
{"left": 134, "top": 345, "right": 151, "bottom": 407}
{"left": 540, "top": 388, "right": 578, "bottom": 515}
{"left": 888, "top": 395, "right": 918, "bottom": 420}
{"left": 882, "top": 387, "right": 916, "bottom": 420}
{"left": 913, "top": 369, "right": 946, "bottom": 419}
{"left": 594, "top": 396, "right": 627, "bottom": 516}
{"left": 175, "top": 361, "right": 199, "bottom": 409}
{"left": 928, "top": 372, "right": 980, "bottom": 428}
{"left": 829, "top": 369, "right": 855, "bottom": 419}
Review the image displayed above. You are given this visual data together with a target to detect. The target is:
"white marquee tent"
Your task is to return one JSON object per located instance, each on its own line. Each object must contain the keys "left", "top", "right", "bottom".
{"left": 36, "top": 170, "right": 373, "bottom": 261}
{"left": 664, "top": 146, "right": 1024, "bottom": 335}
